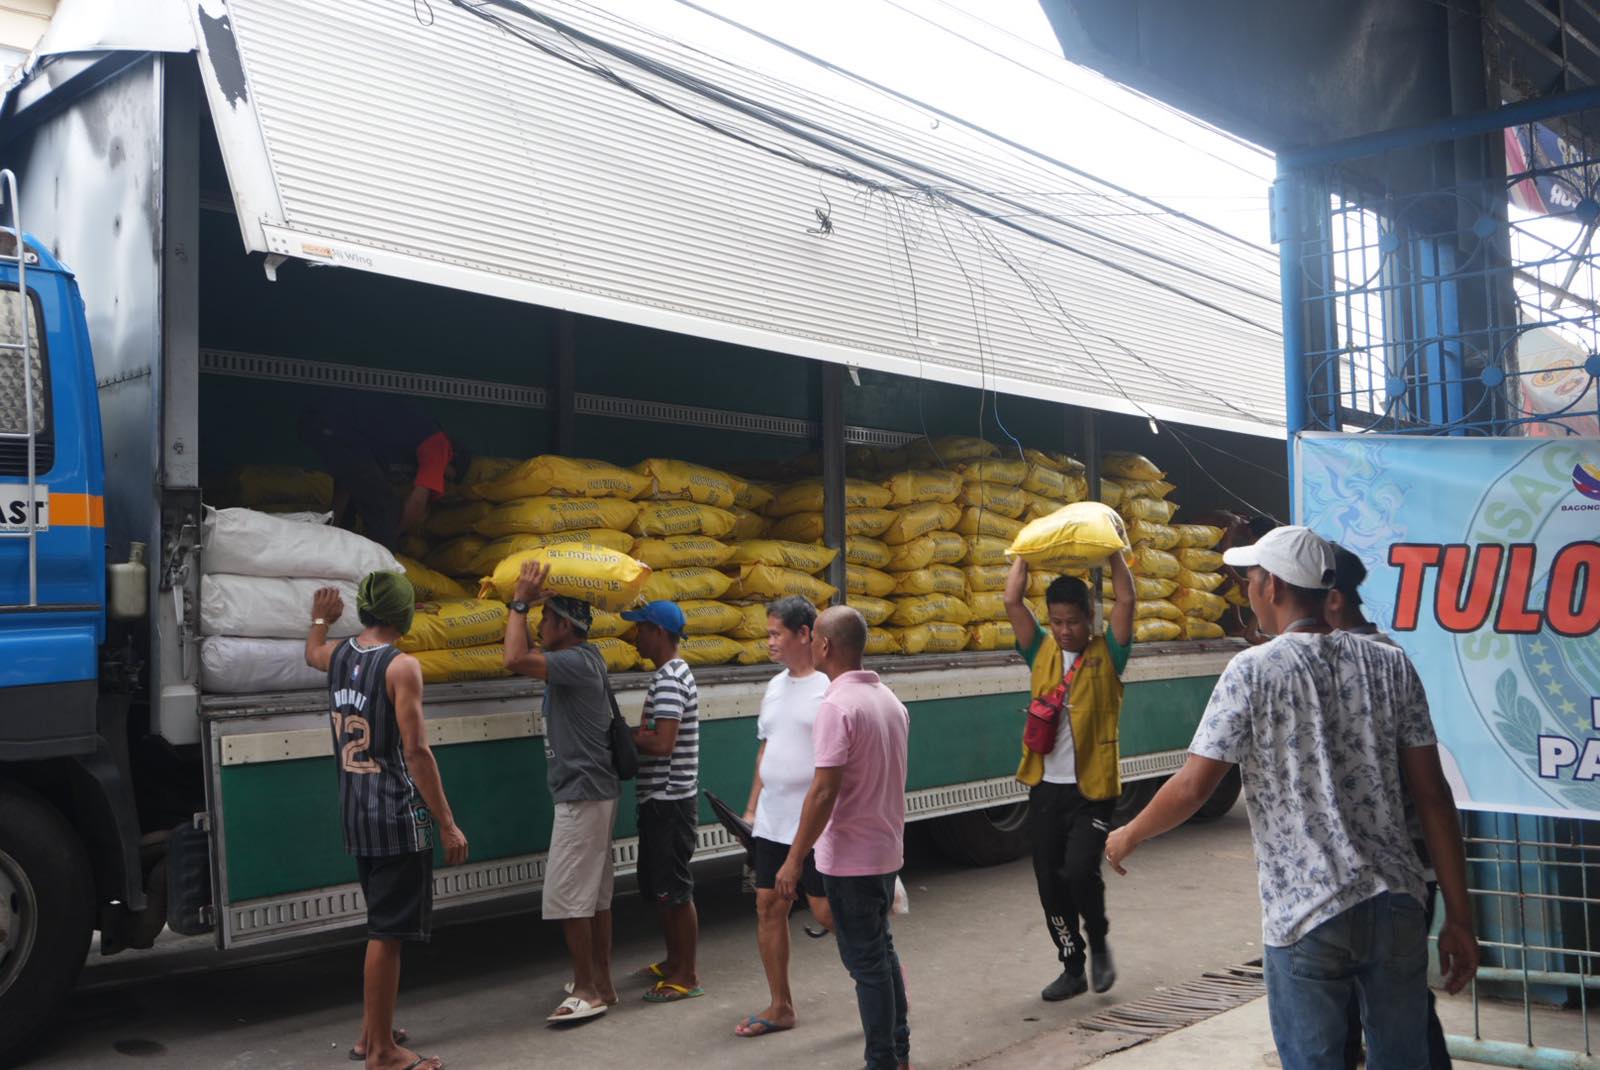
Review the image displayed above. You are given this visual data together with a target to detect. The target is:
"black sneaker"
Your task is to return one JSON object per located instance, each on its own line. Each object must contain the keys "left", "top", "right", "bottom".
{"left": 1041, "top": 968, "right": 1088, "bottom": 1002}
{"left": 1090, "top": 945, "right": 1116, "bottom": 993}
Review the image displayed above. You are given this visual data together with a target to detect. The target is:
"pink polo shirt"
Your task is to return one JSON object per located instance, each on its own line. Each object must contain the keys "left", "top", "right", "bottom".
{"left": 813, "top": 670, "right": 910, "bottom": 877}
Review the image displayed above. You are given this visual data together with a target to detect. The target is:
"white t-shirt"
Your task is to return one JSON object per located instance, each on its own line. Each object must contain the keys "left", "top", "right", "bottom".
{"left": 753, "top": 669, "right": 831, "bottom": 845}
{"left": 1042, "top": 703, "right": 1077, "bottom": 784}
{"left": 1189, "top": 631, "right": 1436, "bottom": 947}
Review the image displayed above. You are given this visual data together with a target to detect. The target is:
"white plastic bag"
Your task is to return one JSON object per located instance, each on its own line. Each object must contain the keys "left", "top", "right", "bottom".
{"left": 892, "top": 876, "right": 911, "bottom": 915}
{"left": 201, "top": 574, "right": 359, "bottom": 639}
{"left": 202, "top": 506, "right": 399, "bottom": 582}
{"left": 201, "top": 636, "right": 329, "bottom": 694}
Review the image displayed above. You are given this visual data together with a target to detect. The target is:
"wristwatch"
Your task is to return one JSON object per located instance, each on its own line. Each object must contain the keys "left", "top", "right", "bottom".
{"left": 312, "top": 617, "right": 328, "bottom": 627}
{"left": 508, "top": 600, "right": 530, "bottom": 615}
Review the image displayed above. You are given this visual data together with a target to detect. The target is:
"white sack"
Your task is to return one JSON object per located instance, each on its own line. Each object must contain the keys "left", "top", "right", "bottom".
{"left": 201, "top": 636, "right": 329, "bottom": 694}
{"left": 201, "top": 574, "right": 359, "bottom": 639}
{"left": 202, "top": 506, "right": 398, "bottom": 581}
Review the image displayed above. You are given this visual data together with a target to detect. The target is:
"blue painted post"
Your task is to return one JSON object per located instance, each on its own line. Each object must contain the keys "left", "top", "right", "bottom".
{"left": 1273, "top": 169, "right": 1309, "bottom": 517}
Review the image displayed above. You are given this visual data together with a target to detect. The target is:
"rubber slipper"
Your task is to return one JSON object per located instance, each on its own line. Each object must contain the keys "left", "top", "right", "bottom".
{"left": 734, "top": 1015, "right": 793, "bottom": 1037}
{"left": 547, "top": 996, "right": 608, "bottom": 1024}
{"left": 644, "top": 981, "right": 705, "bottom": 1003}
{"left": 348, "top": 1028, "right": 410, "bottom": 1060}
{"left": 400, "top": 1058, "right": 442, "bottom": 1070}
{"left": 632, "top": 961, "right": 666, "bottom": 980}
{"left": 562, "top": 982, "right": 619, "bottom": 1004}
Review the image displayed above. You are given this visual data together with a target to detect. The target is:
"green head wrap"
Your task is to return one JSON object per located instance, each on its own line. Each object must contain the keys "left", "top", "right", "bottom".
{"left": 358, "top": 570, "right": 415, "bottom": 634}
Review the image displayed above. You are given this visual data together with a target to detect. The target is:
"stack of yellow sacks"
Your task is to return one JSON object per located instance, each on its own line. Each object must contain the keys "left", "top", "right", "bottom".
{"left": 1097, "top": 452, "right": 1228, "bottom": 642}
{"left": 215, "top": 465, "right": 335, "bottom": 515}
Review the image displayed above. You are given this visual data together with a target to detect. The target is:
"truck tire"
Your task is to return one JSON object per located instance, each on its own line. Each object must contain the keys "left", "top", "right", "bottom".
{"left": 927, "top": 800, "right": 1032, "bottom": 866}
{"left": 1111, "top": 777, "right": 1165, "bottom": 828}
{"left": 1189, "top": 767, "right": 1243, "bottom": 823}
{"left": 0, "top": 783, "right": 95, "bottom": 1061}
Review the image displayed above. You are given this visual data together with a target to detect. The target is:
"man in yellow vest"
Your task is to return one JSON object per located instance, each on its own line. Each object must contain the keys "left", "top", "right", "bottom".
{"left": 1004, "top": 551, "right": 1135, "bottom": 1002}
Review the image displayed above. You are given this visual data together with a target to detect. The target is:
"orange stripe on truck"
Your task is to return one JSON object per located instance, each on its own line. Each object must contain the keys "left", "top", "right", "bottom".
{"left": 51, "top": 493, "right": 104, "bottom": 527}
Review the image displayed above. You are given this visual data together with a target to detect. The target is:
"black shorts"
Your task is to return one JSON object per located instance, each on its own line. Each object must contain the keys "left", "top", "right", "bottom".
{"left": 637, "top": 797, "right": 697, "bottom": 906}
{"left": 752, "top": 836, "right": 825, "bottom": 899}
{"left": 357, "top": 850, "right": 434, "bottom": 942}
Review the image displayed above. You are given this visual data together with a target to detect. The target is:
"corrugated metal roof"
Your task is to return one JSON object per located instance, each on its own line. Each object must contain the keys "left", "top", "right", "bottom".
{"left": 191, "top": 0, "right": 1285, "bottom": 435}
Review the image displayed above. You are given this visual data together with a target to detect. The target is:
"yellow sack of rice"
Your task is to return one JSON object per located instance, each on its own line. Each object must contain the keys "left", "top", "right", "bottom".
{"left": 963, "top": 564, "right": 1011, "bottom": 592}
{"left": 845, "top": 535, "right": 894, "bottom": 569}
{"left": 1027, "top": 571, "right": 1061, "bottom": 599}
{"left": 1129, "top": 545, "right": 1181, "bottom": 579}
{"left": 1225, "top": 584, "right": 1249, "bottom": 607}
{"left": 1181, "top": 617, "right": 1226, "bottom": 641}
{"left": 1021, "top": 465, "right": 1088, "bottom": 501}
{"left": 967, "top": 590, "right": 1009, "bottom": 622}
{"left": 476, "top": 496, "right": 640, "bottom": 538}
{"left": 886, "top": 535, "right": 937, "bottom": 572}
{"left": 768, "top": 509, "right": 895, "bottom": 542}
{"left": 734, "top": 638, "right": 772, "bottom": 665}
{"left": 1127, "top": 519, "right": 1179, "bottom": 551}
{"left": 1102, "top": 452, "right": 1166, "bottom": 482}
{"left": 478, "top": 544, "right": 652, "bottom": 612}
{"left": 1173, "top": 524, "right": 1225, "bottom": 549}
{"left": 1134, "top": 619, "right": 1182, "bottom": 643}
{"left": 1121, "top": 479, "right": 1177, "bottom": 501}
{"left": 473, "top": 456, "right": 652, "bottom": 503}
{"left": 770, "top": 478, "right": 892, "bottom": 516}
{"left": 890, "top": 593, "right": 972, "bottom": 627}
{"left": 673, "top": 635, "right": 743, "bottom": 667}
{"left": 633, "top": 458, "right": 746, "bottom": 509}
{"left": 398, "top": 599, "right": 511, "bottom": 653}
{"left": 882, "top": 469, "right": 963, "bottom": 506}
{"left": 589, "top": 609, "right": 631, "bottom": 639}
{"left": 1177, "top": 548, "right": 1225, "bottom": 572}
{"left": 727, "top": 539, "right": 839, "bottom": 573}
{"left": 882, "top": 503, "right": 961, "bottom": 545}
{"left": 1129, "top": 599, "right": 1182, "bottom": 621}
{"left": 927, "top": 530, "right": 966, "bottom": 565}
{"left": 677, "top": 600, "right": 745, "bottom": 636}
{"left": 1177, "top": 567, "right": 1226, "bottom": 593}
{"left": 1008, "top": 501, "right": 1129, "bottom": 570}
{"left": 224, "top": 465, "right": 334, "bottom": 509}
{"left": 848, "top": 565, "right": 898, "bottom": 599}
{"left": 893, "top": 621, "right": 968, "bottom": 655}
{"left": 955, "top": 507, "right": 1024, "bottom": 540}
{"left": 892, "top": 564, "right": 966, "bottom": 597}
{"left": 462, "top": 456, "right": 521, "bottom": 489}
{"left": 865, "top": 627, "right": 902, "bottom": 656}
{"left": 965, "top": 535, "right": 1012, "bottom": 567}
{"left": 726, "top": 564, "right": 838, "bottom": 605}
{"left": 967, "top": 620, "right": 1017, "bottom": 651}
{"left": 427, "top": 535, "right": 489, "bottom": 576}
{"left": 1023, "top": 490, "right": 1073, "bottom": 522}
{"left": 850, "top": 595, "right": 897, "bottom": 627}
{"left": 642, "top": 567, "right": 734, "bottom": 602}
{"left": 735, "top": 482, "right": 776, "bottom": 513}
{"left": 727, "top": 603, "right": 772, "bottom": 640}
{"left": 468, "top": 529, "right": 635, "bottom": 574}
{"left": 1026, "top": 448, "right": 1086, "bottom": 474}
{"left": 425, "top": 500, "right": 493, "bottom": 539}
{"left": 591, "top": 636, "right": 642, "bottom": 672}
{"left": 903, "top": 435, "right": 997, "bottom": 465}
{"left": 1122, "top": 497, "right": 1178, "bottom": 525}
{"left": 1173, "top": 588, "right": 1228, "bottom": 622}
{"left": 1103, "top": 575, "right": 1179, "bottom": 600}
{"left": 1097, "top": 478, "right": 1126, "bottom": 509}
{"left": 397, "top": 555, "right": 471, "bottom": 602}
{"left": 630, "top": 535, "right": 736, "bottom": 570}
{"left": 730, "top": 506, "right": 771, "bottom": 540}
{"left": 630, "top": 502, "right": 738, "bottom": 539}
{"left": 958, "top": 458, "right": 1027, "bottom": 486}
{"left": 414, "top": 645, "right": 511, "bottom": 684}
{"left": 957, "top": 482, "right": 1027, "bottom": 519}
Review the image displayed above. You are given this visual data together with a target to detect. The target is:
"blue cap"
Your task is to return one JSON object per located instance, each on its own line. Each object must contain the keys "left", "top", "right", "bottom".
{"left": 622, "top": 600, "right": 686, "bottom": 637}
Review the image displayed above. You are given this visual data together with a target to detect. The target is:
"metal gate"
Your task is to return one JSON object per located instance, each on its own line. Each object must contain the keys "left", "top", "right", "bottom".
{"left": 1275, "top": 99, "right": 1600, "bottom": 1067}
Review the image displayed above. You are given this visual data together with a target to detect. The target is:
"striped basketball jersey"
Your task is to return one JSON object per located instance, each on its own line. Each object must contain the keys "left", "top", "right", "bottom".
{"left": 327, "top": 639, "right": 431, "bottom": 857}
{"left": 637, "top": 658, "right": 699, "bottom": 802}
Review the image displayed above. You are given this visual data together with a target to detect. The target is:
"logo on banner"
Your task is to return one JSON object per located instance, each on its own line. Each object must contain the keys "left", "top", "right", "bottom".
{"left": 1574, "top": 461, "right": 1600, "bottom": 504}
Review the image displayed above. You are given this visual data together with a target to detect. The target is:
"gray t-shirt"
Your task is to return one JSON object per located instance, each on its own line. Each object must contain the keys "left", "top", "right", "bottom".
{"left": 542, "top": 643, "right": 620, "bottom": 803}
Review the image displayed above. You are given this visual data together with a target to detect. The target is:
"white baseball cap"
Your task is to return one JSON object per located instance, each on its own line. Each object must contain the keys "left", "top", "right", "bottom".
{"left": 1222, "top": 525, "right": 1336, "bottom": 589}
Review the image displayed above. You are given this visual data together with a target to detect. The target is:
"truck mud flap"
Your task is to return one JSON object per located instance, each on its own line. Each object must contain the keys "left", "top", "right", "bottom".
{"left": 165, "top": 819, "right": 213, "bottom": 936}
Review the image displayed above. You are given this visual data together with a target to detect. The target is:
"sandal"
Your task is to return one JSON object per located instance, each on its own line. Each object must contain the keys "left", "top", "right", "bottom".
{"left": 348, "top": 1028, "right": 409, "bottom": 1060}
{"left": 643, "top": 981, "right": 705, "bottom": 1003}
{"left": 734, "top": 1014, "right": 793, "bottom": 1037}
{"left": 547, "top": 995, "right": 609, "bottom": 1023}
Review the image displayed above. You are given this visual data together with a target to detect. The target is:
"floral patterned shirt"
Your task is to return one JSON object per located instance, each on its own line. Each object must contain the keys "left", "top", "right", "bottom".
{"left": 1190, "top": 631, "right": 1436, "bottom": 946}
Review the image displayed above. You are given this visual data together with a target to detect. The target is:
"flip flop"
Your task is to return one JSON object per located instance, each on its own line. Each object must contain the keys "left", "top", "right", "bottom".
{"left": 348, "top": 1028, "right": 410, "bottom": 1060}
{"left": 547, "top": 996, "right": 608, "bottom": 1024}
{"left": 632, "top": 961, "right": 666, "bottom": 980}
{"left": 734, "top": 1015, "right": 793, "bottom": 1037}
{"left": 400, "top": 1059, "right": 442, "bottom": 1070}
{"left": 643, "top": 981, "right": 705, "bottom": 1003}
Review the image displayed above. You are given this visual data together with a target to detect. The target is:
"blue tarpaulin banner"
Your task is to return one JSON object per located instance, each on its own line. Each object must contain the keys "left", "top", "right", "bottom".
{"left": 1297, "top": 434, "right": 1600, "bottom": 819}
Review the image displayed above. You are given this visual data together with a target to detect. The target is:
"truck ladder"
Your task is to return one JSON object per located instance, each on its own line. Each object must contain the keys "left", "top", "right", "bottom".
{"left": 0, "top": 169, "right": 35, "bottom": 605}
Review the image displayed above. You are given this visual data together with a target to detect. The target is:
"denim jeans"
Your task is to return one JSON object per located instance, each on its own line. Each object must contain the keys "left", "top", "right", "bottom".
{"left": 1264, "top": 892, "right": 1430, "bottom": 1070}
{"left": 824, "top": 873, "right": 910, "bottom": 1070}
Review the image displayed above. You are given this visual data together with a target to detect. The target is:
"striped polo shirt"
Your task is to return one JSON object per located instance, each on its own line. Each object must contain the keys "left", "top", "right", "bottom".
{"left": 327, "top": 639, "right": 431, "bottom": 857}
{"left": 637, "top": 658, "right": 699, "bottom": 802}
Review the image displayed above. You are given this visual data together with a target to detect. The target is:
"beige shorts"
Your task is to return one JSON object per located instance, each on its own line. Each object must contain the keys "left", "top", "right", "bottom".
{"left": 542, "top": 797, "right": 620, "bottom": 920}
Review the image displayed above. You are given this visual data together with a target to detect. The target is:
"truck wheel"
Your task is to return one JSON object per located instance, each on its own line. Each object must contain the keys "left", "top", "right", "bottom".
{"left": 1189, "top": 767, "right": 1243, "bottom": 823}
{"left": 927, "top": 800, "right": 1032, "bottom": 866}
{"left": 0, "top": 784, "right": 95, "bottom": 1060}
{"left": 1112, "top": 777, "right": 1164, "bottom": 828}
